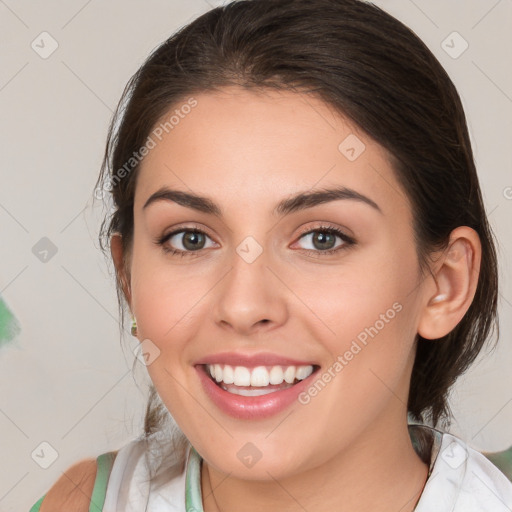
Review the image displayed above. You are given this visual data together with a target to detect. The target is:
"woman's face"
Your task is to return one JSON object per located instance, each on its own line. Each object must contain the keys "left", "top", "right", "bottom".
{"left": 126, "top": 86, "right": 430, "bottom": 479}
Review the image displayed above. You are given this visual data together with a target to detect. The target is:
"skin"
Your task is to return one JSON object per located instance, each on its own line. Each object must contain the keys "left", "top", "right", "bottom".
{"left": 111, "top": 86, "right": 481, "bottom": 512}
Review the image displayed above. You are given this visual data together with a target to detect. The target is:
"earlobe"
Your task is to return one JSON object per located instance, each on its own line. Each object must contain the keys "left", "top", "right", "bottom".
{"left": 417, "top": 226, "right": 481, "bottom": 340}
{"left": 110, "top": 233, "right": 133, "bottom": 307}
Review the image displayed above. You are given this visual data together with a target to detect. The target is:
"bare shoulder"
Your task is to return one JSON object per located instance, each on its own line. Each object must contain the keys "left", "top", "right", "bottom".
{"left": 40, "top": 458, "right": 97, "bottom": 512}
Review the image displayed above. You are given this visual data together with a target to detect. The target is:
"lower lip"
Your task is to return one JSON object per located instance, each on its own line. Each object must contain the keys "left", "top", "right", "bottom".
{"left": 196, "top": 365, "right": 317, "bottom": 420}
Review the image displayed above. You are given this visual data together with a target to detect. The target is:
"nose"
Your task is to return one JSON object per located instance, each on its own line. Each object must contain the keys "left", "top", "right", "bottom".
{"left": 212, "top": 243, "right": 289, "bottom": 336}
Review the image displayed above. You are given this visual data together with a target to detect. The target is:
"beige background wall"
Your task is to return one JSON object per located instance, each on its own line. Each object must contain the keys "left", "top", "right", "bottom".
{"left": 0, "top": 0, "right": 511, "bottom": 509}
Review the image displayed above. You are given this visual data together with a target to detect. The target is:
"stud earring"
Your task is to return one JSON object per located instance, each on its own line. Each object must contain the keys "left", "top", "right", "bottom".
{"left": 431, "top": 293, "right": 447, "bottom": 304}
{"left": 131, "top": 316, "right": 138, "bottom": 337}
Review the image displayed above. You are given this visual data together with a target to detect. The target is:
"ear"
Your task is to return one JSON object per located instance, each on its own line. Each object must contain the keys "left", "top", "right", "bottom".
{"left": 417, "top": 226, "right": 481, "bottom": 340}
{"left": 110, "top": 233, "right": 133, "bottom": 309}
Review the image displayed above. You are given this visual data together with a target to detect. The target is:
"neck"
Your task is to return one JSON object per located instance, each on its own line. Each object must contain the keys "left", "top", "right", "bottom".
{"left": 201, "top": 418, "right": 429, "bottom": 512}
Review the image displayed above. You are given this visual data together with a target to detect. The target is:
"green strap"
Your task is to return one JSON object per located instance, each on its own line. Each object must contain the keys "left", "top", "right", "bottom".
{"left": 89, "top": 451, "right": 117, "bottom": 512}
{"left": 483, "top": 447, "right": 512, "bottom": 482}
{"left": 185, "top": 446, "right": 203, "bottom": 512}
{"left": 28, "top": 451, "right": 116, "bottom": 512}
{"left": 29, "top": 494, "right": 45, "bottom": 512}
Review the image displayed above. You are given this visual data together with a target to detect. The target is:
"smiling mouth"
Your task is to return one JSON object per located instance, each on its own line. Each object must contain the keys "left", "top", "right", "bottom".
{"left": 204, "top": 363, "right": 319, "bottom": 396}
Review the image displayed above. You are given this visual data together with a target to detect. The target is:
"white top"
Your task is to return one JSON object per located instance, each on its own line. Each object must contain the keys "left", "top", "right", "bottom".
{"left": 102, "top": 437, "right": 188, "bottom": 512}
{"left": 102, "top": 425, "right": 512, "bottom": 511}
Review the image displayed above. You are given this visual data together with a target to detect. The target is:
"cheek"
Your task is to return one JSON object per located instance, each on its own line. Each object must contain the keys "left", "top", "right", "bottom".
{"left": 128, "top": 251, "right": 220, "bottom": 415}
{"left": 291, "top": 248, "right": 421, "bottom": 410}
{"left": 294, "top": 249, "right": 417, "bottom": 344}
{"left": 129, "top": 246, "right": 208, "bottom": 342}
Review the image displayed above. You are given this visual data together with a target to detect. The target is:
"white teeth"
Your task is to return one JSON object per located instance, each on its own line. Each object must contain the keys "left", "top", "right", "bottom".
{"left": 222, "top": 364, "right": 234, "bottom": 384}
{"left": 233, "top": 366, "right": 251, "bottom": 386}
{"left": 222, "top": 385, "right": 282, "bottom": 397}
{"left": 251, "top": 366, "right": 270, "bottom": 387}
{"left": 284, "top": 366, "right": 296, "bottom": 384}
{"left": 269, "top": 366, "right": 284, "bottom": 385}
{"left": 296, "top": 365, "right": 314, "bottom": 380}
{"left": 206, "top": 363, "right": 314, "bottom": 388}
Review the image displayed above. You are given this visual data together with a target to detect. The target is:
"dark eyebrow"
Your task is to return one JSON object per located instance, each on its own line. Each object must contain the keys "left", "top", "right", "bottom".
{"left": 143, "top": 188, "right": 222, "bottom": 215}
{"left": 275, "top": 186, "right": 382, "bottom": 216}
{"left": 142, "top": 185, "right": 382, "bottom": 216}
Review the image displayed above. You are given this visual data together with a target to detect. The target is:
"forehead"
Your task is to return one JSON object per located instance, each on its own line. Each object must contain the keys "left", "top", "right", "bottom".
{"left": 134, "top": 86, "right": 411, "bottom": 220}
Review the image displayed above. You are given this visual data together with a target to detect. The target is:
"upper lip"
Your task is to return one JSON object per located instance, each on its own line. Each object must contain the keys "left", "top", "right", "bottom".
{"left": 195, "top": 352, "right": 317, "bottom": 368}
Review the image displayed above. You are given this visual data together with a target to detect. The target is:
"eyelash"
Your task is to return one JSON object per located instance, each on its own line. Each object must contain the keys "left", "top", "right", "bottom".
{"left": 295, "top": 224, "right": 356, "bottom": 256}
{"left": 154, "top": 223, "right": 355, "bottom": 258}
{"left": 154, "top": 226, "right": 212, "bottom": 258}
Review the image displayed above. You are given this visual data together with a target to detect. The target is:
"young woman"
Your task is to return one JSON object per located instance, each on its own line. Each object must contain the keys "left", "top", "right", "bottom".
{"left": 30, "top": 0, "right": 512, "bottom": 510}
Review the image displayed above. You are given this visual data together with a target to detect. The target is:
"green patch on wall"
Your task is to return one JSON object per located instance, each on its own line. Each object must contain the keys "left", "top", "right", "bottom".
{"left": 0, "top": 294, "right": 21, "bottom": 347}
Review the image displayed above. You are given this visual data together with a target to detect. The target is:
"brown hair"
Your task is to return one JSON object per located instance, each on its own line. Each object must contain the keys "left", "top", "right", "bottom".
{"left": 94, "top": 0, "right": 499, "bottom": 455}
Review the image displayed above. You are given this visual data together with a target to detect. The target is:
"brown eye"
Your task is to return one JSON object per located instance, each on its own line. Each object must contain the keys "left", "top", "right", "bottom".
{"left": 295, "top": 226, "right": 355, "bottom": 256}
{"left": 310, "top": 231, "right": 337, "bottom": 250}
{"left": 157, "top": 228, "right": 216, "bottom": 255}
{"left": 177, "top": 231, "right": 207, "bottom": 251}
